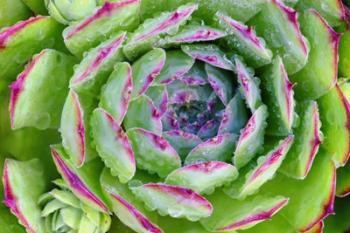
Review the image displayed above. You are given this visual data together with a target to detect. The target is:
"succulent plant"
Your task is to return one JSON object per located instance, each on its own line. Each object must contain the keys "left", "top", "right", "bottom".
{"left": 1, "top": 0, "right": 350, "bottom": 233}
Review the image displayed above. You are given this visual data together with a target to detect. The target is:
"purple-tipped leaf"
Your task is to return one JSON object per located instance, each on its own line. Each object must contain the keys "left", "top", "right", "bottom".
{"left": 165, "top": 161, "right": 238, "bottom": 194}
{"left": 99, "top": 62, "right": 133, "bottom": 124}
{"left": 181, "top": 44, "right": 234, "bottom": 71}
{"left": 185, "top": 133, "right": 237, "bottom": 165}
{"left": 91, "top": 108, "right": 136, "bottom": 183}
{"left": 123, "top": 95, "right": 163, "bottom": 135}
{"left": 131, "top": 48, "right": 166, "bottom": 99}
{"left": 131, "top": 183, "right": 213, "bottom": 221}
{"left": 127, "top": 128, "right": 181, "bottom": 177}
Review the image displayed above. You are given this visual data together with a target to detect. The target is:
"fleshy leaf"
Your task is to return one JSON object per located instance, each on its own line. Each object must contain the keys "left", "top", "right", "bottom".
{"left": 51, "top": 145, "right": 110, "bottom": 213}
{"left": 21, "top": 0, "right": 47, "bottom": 14}
{"left": 336, "top": 162, "right": 350, "bottom": 197}
{"left": 69, "top": 32, "right": 126, "bottom": 95}
{"left": 45, "top": 0, "right": 97, "bottom": 25}
{"left": 9, "top": 49, "right": 76, "bottom": 130}
{"left": 200, "top": 190, "right": 288, "bottom": 232}
{"left": 146, "top": 85, "right": 168, "bottom": 117}
{"left": 140, "top": 0, "right": 267, "bottom": 24}
{"left": 165, "top": 161, "right": 238, "bottom": 194}
{"left": 131, "top": 48, "right": 166, "bottom": 99}
{"left": 251, "top": 0, "right": 309, "bottom": 74}
{"left": 179, "top": 62, "right": 208, "bottom": 86}
{"left": 280, "top": 101, "right": 322, "bottom": 179}
{"left": 101, "top": 169, "right": 163, "bottom": 233}
{"left": 234, "top": 58, "right": 262, "bottom": 111}
{"left": 154, "top": 50, "right": 195, "bottom": 85}
{"left": 0, "top": 16, "right": 65, "bottom": 81}
{"left": 318, "top": 85, "right": 350, "bottom": 167}
{"left": 297, "top": 0, "right": 345, "bottom": 26}
{"left": 123, "top": 3, "right": 198, "bottom": 60}
{"left": 205, "top": 64, "right": 234, "bottom": 105}
{"left": 256, "top": 152, "right": 336, "bottom": 232}
{"left": 166, "top": 80, "right": 212, "bottom": 104}
{"left": 217, "top": 13, "right": 272, "bottom": 68}
{"left": 155, "top": 216, "right": 214, "bottom": 233}
{"left": 163, "top": 130, "right": 202, "bottom": 160}
{"left": 63, "top": 0, "right": 140, "bottom": 57}
{"left": 261, "top": 56, "right": 295, "bottom": 136}
{"left": 2, "top": 159, "right": 47, "bottom": 233}
{"left": 339, "top": 26, "right": 350, "bottom": 77}
{"left": 218, "top": 94, "right": 248, "bottom": 135}
{"left": 123, "top": 95, "right": 163, "bottom": 135}
{"left": 60, "top": 90, "right": 97, "bottom": 167}
{"left": 158, "top": 24, "right": 227, "bottom": 46}
{"left": 181, "top": 44, "right": 234, "bottom": 71}
{"left": 0, "top": 0, "right": 31, "bottom": 29}
{"left": 131, "top": 183, "right": 213, "bottom": 221}
{"left": 91, "top": 108, "right": 136, "bottom": 183}
{"left": 127, "top": 128, "right": 181, "bottom": 177}
{"left": 185, "top": 133, "right": 238, "bottom": 165}
{"left": 99, "top": 62, "right": 133, "bottom": 124}
{"left": 290, "top": 9, "right": 339, "bottom": 100}
{"left": 234, "top": 105, "right": 268, "bottom": 169}
{"left": 226, "top": 135, "right": 294, "bottom": 199}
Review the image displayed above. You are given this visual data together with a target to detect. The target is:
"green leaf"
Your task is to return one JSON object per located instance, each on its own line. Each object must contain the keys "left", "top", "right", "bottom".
{"left": 336, "top": 161, "right": 350, "bottom": 197}
{"left": 123, "top": 95, "right": 163, "bottom": 135}
{"left": 234, "top": 105, "right": 268, "bottom": 169}
{"left": 99, "top": 62, "right": 133, "bottom": 124}
{"left": 182, "top": 44, "right": 234, "bottom": 71}
{"left": 251, "top": 0, "right": 309, "bottom": 74}
{"left": 127, "top": 128, "right": 181, "bottom": 177}
{"left": 217, "top": 13, "right": 272, "bottom": 68}
{"left": 50, "top": 145, "right": 110, "bottom": 213}
{"left": 318, "top": 85, "right": 350, "bottom": 167}
{"left": 0, "top": 0, "right": 31, "bottom": 29}
{"left": 2, "top": 159, "right": 48, "bottom": 233}
{"left": 153, "top": 50, "right": 194, "bottom": 85}
{"left": 297, "top": 0, "right": 346, "bottom": 27}
{"left": 0, "top": 16, "right": 65, "bottom": 82}
{"left": 9, "top": 49, "right": 77, "bottom": 130}
{"left": 60, "top": 90, "right": 97, "bottom": 167}
{"left": 261, "top": 56, "right": 295, "bottom": 136}
{"left": 200, "top": 190, "right": 288, "bottom": 231}
{"left": 21, "top": 0, "right": 47, "bottom": 14}
{"left": 205, "top": 64, "right": 235, "bottom": 105}
{"left": 280, "top": 101, "right": 322, "bottom": 179}
{"left": 290, "top": 9, "right": 339, "bottom": 100}
{"left": 131, "top": 183, "right": 213, "bottom": 221}
{"left": 101, "top": 168, "right": 163, "bottom": 233}
{"left": 123, "top": 3, "right": 198, "bottom": 60}
{"left": 338, "top": 27, "right": 350, "bottom": 77}
{"left": 131, "top": 48, "right": 166, "bottom": 99}
{"left": 234, "top": 58, "right": 262, "bottom": 111}
{"left": 227, "top": 135, "right": 294, "bottom": 199}
{"left": 218, "top": 94, "right": 248, "bottom": 135}
{"left": 69, "top": 32, "right": 126, "bottom": 96}
{"left": 185, "top": 133, "right": 238, "bottom": 165}
{"left": 91, "top": 108, "right": 136, "bottom": 183}
{"left": 257, "top": 152, "right": 336, "bottom": 231}
{"left": 165, "top": 161, "right": 238, "bottom": 194}
{"left": 63, "top": 0, "right": 140, "bottom": 57}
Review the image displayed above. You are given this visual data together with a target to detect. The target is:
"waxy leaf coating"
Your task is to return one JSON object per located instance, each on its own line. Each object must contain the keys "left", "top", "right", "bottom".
{"left": 165, "top": 161, "right": 238, "bottom": 194}
{"left": 63, "top": 0, "right": 140, "bottom": 57}
{"left": 99, "top": 62, "right": 133, "bottom": 124}
{"left": 9, "top": 49, "right": 76, "bottom": 130}
{"left": 131, "top": 183, "right": 213, "bottom": 221}
{"left": 127, "top": 128, "right": 181, "bottom": 177}
{"left": 91, "top": 108, "right": 136, "bottom": 183}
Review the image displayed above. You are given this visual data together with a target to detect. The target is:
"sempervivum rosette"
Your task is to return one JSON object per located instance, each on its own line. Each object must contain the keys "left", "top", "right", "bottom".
{"left": 1, "top": 0, "right": 350, "bottom": 232}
